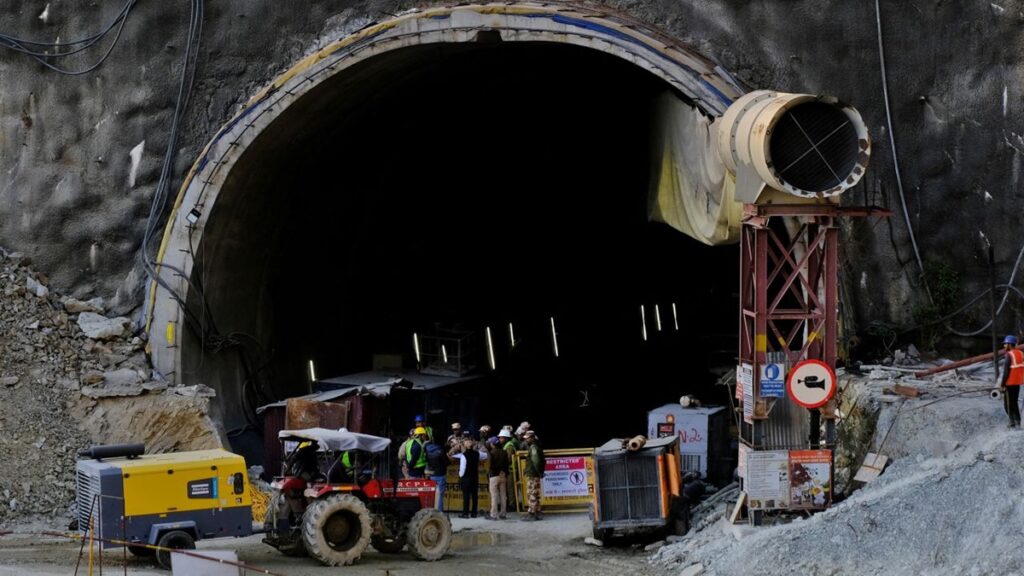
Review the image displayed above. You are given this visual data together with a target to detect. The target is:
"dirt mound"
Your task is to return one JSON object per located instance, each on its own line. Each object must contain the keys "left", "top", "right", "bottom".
{"left": 654, "top": 381, "right": 1024, "bottom": 576}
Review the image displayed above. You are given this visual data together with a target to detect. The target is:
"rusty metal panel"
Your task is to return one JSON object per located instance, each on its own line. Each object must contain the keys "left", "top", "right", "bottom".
{"left": 344, "top": 395, "right": 388, "bottom": 436}
{"left": 285, "top": 398, "right": 348, "bottom": 430}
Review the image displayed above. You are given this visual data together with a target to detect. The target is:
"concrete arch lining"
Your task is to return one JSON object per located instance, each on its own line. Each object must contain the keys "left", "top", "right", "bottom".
{"left": 146, "top": 2, "right": 746, "bottom": 383}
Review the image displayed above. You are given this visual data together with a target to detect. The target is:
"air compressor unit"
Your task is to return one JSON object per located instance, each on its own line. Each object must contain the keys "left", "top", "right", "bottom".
{"left": 75, "top": 444, "right": 252, "bottom": 568}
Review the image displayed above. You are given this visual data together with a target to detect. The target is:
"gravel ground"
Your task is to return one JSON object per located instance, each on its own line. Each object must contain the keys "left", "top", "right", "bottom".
{"left": 653, "top": 373, "right": 1024, "bottom": 576}
{"left": 0, "top": 513, "right": 658, "bottom": 576}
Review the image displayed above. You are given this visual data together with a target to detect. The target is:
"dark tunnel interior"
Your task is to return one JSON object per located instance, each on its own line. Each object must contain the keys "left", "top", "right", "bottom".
{"left": 183, "top": 42, "right": 739, "bottom": 460}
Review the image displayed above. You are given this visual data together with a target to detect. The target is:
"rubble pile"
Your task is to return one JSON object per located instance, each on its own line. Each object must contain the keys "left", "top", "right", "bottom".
{"left": 653, "top": 369, "right": 1024, "bottom": 576}
{"left": 0, "top": 249, "right": 222, "bottom": 524}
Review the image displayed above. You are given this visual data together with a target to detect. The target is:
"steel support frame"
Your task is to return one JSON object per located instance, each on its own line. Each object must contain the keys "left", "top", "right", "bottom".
{"left": 738, "top": 205, "right": 839, "bottom": 450}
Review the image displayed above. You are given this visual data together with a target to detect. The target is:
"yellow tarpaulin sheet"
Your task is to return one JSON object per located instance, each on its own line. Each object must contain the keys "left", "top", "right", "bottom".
{"left": 649, "top": 92, "right": 741, "bottom": 246}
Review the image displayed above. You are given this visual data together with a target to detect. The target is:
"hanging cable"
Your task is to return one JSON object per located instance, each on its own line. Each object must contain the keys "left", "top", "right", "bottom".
{"left": 0, "top": 0, "right": 139, "bottom": 76}
{"left": 874, "top": 0, "right": 932, "bottom": 302}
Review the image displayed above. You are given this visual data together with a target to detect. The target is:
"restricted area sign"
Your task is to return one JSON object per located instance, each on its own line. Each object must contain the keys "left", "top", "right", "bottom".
{"left": 787, "top": 360, "right": 836, "bottom": 408}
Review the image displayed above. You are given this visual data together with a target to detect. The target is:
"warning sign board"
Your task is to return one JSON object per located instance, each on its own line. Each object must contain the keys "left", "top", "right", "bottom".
{"left": 787, "top": 360, "right": 836, "bottom": 408}
{"left": 744, "top": 450, "right": 790, "bottom": 510}
{"left": 514, "top": 449, "right": 596, "bottom": 511}
{"left": 543, "top": 456, "right": 590, "bottom": 498}
{"left": 789, "top": 450, "right": 832, "bottom": 509}
{"left": 740, "top": 363, "right": 754, "bottom": 423}
{"left": 759, "top": 363, "right": 786, "bottom": 398}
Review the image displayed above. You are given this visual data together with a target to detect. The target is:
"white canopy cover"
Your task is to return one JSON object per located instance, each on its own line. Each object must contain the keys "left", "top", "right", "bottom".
{"left": 278, "top": 427, "right": 392, "bottom": 453}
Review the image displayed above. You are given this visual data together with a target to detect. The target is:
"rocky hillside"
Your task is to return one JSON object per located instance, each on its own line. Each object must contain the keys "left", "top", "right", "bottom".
{"left": 0, "top": 249, "right": 223, "bottom": 524}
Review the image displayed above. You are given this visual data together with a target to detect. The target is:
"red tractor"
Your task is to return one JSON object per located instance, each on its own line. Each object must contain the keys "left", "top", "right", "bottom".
{"left": 263, "top": 428, "right": 452, "bottom": 566}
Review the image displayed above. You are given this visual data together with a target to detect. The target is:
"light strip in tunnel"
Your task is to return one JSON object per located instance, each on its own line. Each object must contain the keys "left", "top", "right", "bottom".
{"left": 486, "top": 326, "right": 496, "bottom": 370}
{"left": 673, "top": 303, "right": 679, "bottom": 331}
{"left": 308, "top": 360, "right": 317, "bottom": 382}
{"left": 640, "top": 305, "right": 648, "bottom": 341}
{"left": 413, "top": 333, "right": 421, "bottom": 364}
{"left": 442, "top": 345, "right": 448, "bottom": 364}
{"left": 550, "top": 317, "right": 559, "bottom": 358}
{"left": 655, "top": 304, "right": 662, "bottom": 332}
{"left": 508, "top": 323, "right": 516, "bottom": 349}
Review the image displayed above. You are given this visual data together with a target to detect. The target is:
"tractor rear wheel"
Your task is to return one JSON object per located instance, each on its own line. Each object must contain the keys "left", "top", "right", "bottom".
{"left": 406, "top": 508, "right": 452, "bottom": 561}
{"left": 371, "top": 533, "right": 408, "bottom": 553}
{"left": 301, "top": 494, "right": 372, "bottom": 566}
{"left": 155, "top": 530, "right": 195, "bottom": 570}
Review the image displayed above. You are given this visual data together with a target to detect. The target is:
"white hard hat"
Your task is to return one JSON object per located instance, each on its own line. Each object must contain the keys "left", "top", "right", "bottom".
{"left": 498, "top": 429, "right": 511, "bottom": 438}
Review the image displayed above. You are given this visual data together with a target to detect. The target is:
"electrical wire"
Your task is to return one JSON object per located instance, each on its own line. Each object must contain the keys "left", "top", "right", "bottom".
{"left": 139, "top": 0, "right": 205, "bottom": 334}
{"left": 945, "top": 240, "right": 1024, "bottom": 337}
{"left": 0, "top": 0, "right": 139, "bottom": 76}
{"left": 874, "top": 0, "right": 932, "bottom": 302}
{"left": 899, "top": 284, "right": 1024, "bottom": 336}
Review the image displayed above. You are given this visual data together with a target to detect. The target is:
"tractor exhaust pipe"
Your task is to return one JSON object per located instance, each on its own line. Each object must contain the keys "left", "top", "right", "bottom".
{"left": 716, "top": 90, "right": 871, "bottom": 203}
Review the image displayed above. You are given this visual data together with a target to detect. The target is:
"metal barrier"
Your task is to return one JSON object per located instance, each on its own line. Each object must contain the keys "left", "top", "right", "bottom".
{"left": 440, "top": 447, "right": 597, "bottom": 514}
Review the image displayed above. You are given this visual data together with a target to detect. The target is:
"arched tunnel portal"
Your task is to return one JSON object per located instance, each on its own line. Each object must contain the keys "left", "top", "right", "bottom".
{"left": 148, "top": 3, "right": 749, "bottom": 459}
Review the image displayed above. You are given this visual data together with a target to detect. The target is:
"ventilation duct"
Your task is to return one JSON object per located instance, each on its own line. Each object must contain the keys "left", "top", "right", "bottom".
{"left": 716, "top": 91, "right": 870, "bottom": 203}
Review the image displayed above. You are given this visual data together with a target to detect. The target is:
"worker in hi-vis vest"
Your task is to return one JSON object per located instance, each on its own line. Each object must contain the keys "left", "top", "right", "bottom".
{"left": 1000, "top": 335, "right": 1024, "bottom": 428}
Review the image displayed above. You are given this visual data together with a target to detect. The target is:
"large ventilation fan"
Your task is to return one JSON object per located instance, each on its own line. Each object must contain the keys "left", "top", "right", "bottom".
{"left": 716, "top": 91, "right": 870, "bottom": 203}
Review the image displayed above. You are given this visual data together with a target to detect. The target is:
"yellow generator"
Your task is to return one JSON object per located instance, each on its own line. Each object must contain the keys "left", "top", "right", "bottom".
{"left": 75, "top": 444, "right": 252, "bottom": 568}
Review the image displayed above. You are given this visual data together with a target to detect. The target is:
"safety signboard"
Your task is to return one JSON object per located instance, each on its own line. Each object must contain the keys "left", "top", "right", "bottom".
{"left": 787, "top": 360, "right": 837, "bottom": 408}
{"left": 543, "top": 456, "right": 591, "bottom": 498}
{"left": 740, "top": 363, "right": 754, "bottom": 423}
{"left": 759, "top": 363, "right": 786, "bottom": 398}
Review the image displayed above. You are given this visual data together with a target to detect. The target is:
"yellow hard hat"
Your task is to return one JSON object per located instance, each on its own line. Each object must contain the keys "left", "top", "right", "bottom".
{"left": 414, "top": 427, "right": 427, "bottom": 435}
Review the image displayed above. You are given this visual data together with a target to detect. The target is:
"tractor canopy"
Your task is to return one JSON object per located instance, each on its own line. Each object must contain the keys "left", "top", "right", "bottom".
{"left": 278, "top": 428, "right": 392, "bottom": 454}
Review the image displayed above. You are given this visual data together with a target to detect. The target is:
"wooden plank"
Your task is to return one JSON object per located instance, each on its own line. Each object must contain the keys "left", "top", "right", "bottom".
{"left": 893, "top": 384, "right": 921, "bottom": 398}
{"left": 729, "top": 491, "right": 747, "bottom": 525}
{"left": 853, "top": 452, "right": 889, "bottom": 484}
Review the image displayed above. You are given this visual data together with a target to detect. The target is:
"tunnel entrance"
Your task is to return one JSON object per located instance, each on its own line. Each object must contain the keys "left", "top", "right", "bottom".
{"left": 149, "top": 4, "right": 749, "bottom": 461}
{"left": 181, "top": 42, "right": 737, "bottom": 456}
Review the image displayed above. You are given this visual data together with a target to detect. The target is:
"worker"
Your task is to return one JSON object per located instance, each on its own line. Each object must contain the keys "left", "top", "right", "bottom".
{"left": 499, "top": 428, "right": 519, "bottom": 511}
{"left": 450, "top": 439, "right": 488, "bottom": 518}
{"left": 414, "top": 414, "right": 434, "bottom": 443}
{"left": 397, "top": 428, "right": 416, "bottom": 479}
{"left": 1001, "top": 335, "right": 1023, "bottom": 428}
{"left": 406, "top": 427, "right": 429, "bottom": 478}
{"left": 446, "top": 422, "right": 464, "bottom": 452}
{"left": 521, "top": 430, "right": 545, "bottom": 521}
{"left": 478, "top": 425, "right": 493, "bottom": 450}
{"left": 424, "top": 436, "right": 449, "bottom": 510}
{"left": 514, "top": 421, "right": 531, "bottom": 445}
{"left": 486, "top": 436, "right": 509, "bottom": 520}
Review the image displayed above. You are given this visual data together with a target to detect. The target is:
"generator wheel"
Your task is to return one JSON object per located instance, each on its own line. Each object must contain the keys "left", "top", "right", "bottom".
{"left": 127, "top": 544, "right": 155, "bottom": 557}
{"left": 406, "top": 508, "right": 452, "bottom": 561}
{"left": 371, "top": 533, "right": 407, "bottom": 553}
{"left": 155, "top": 530, "right": 195, "bottom": 570}
{"left": 302, "top": 494, "right": 372, "bottom": 566}
{"left": 263, "top": 492, "right": 307, "bottom": 557}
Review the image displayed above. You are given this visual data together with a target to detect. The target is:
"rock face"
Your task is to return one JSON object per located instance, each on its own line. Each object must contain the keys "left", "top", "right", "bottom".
{"left": 0, "top": 0, "right": 1019, "bottom": 331}
{"left": 0, "top": 250, "right": 224, "bottom": 524}
{"left": 72, "top": 394, "right": 224, "bottom": 454}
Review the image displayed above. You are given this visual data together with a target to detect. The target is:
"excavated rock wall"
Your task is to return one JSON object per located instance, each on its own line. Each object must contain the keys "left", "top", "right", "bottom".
{"left": 1, "top": 1, "right": 1020, "bottom": 334}
{"left": 0, "top": 249, "right": 222, "bottom": 523}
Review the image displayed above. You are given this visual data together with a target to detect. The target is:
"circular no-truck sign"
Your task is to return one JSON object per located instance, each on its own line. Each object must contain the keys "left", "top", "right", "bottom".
{"left": 787, "top": 360, "right": 837, "bottom": 408}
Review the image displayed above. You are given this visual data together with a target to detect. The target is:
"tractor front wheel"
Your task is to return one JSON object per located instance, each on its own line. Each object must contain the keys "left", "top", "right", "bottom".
{"left": 301, "top": 494, "right": 372, "bottom": 566}
{"left": 406, "top": 508, "right": 452, "bottom": 561}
